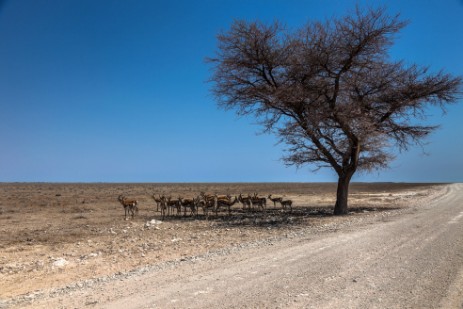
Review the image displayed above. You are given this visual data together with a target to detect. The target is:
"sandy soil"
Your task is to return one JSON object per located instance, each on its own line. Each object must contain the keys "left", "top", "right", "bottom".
{"left": 0, "top": 182, "right": 444, "bottom": 305}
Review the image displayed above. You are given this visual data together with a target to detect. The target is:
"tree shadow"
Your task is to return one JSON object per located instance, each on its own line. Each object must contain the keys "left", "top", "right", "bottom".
{"left": 152, "top": 204, "right": 403, "bottom": 228}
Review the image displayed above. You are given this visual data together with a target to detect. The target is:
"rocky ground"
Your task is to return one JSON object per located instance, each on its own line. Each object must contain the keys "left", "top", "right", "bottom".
{"left": 0, "top": 182, "right": 445, "bottom": 308}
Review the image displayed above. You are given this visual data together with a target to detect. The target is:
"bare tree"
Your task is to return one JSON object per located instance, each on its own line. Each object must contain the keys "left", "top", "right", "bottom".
{"left": 208, "top": 7, "right": 462, "bottom": 215}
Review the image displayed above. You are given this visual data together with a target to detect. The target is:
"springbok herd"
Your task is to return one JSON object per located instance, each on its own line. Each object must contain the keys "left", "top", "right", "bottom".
{"left": 118, "top": 193, "right": 293, "bottom": 220}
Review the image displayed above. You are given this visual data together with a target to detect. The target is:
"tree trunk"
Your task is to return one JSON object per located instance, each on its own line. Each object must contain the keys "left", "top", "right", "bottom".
{"left": 333, "top": 172, "right": 353, "bottom": 215}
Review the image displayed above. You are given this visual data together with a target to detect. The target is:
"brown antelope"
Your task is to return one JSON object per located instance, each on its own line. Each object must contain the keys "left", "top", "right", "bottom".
{"left": 152, "top": 194, "right": 164, "bottom": 212}
{"left": 179, "top": 197, "right": 197, "bottom": 217}
{"left": 158, "top": 196, "right": 168, "bottom": 219}
{"left": 251, "top": 193, "right": 267, "bottom": 212}
{"left": 268, "top": 194, "right": 283, "bottom": 207}
{"left": 199, "top": 193, "right": 217, "bottom": 217}
{"left": 238, "top": 193, "right": 253, "bottom": 210}
{"left": 216, "top": 196, "right": 239, "bottom": 215}
{"left": 166, "top": 196, "right": 181, "bottom": 216}
{"left": 199, "top": 193, "right": 227, "bottom": 219}
{"left": 202, "top": 196, "right": 215, "bottom": 219}
{"left": 194, "top": 196, "right": 208, "bottom": 217}
{"left": 118, "top": 195, "right": 139, "bottom": 220}
{"left": 281, "top": 199, "right": 293, "bottom": 211}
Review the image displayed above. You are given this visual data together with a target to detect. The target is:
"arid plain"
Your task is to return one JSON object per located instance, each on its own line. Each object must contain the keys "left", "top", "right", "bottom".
{"left": 0, "top": 182, "right": 445, "bottom": 306}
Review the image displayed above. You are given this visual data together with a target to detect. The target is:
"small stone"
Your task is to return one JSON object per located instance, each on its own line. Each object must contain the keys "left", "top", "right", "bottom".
{"left": 52, "top": 258, "right": 69, "bottom": 268}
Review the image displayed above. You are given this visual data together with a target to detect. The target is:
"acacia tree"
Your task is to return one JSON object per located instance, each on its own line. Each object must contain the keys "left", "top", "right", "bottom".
{"left": 208, "top": 7, "right": 462, "bottom": 215}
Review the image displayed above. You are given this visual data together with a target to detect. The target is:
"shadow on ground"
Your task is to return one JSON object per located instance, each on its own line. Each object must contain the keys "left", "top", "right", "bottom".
{"left": 148, "top": 205, "right": 403, "bottom": 228}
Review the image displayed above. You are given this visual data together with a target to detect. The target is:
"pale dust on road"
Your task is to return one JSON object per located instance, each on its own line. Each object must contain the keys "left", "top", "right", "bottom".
{"left": 14, "top": 184, "right": 463, "bottom": 308}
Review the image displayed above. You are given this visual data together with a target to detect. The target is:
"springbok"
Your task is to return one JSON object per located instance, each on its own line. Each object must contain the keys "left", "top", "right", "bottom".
{"left": 197, "top": 195, "right": 215, "bottom": 219}
{"left": 179, "top": 197, "right": 197, "bottom": 217}
{"left": 281, "top": 199, "right": 293, "bottom": 211}
{"left": 268, "top": 194, "right": 283, "bottom": 207}
{"left": 238, "top": 193, "right": 253, "bottom": 210}
{"left": 251, "top": 193, "right": 267, "bottom": 212}
{"left": 118, "top": 195, "right": 138, "bottom": 220}
{"left": 199, "top": 193, "right": 218, "bottom": 218}
{"left": 166, "top": 196, "right": 181, "bottom": 216}
{"left": 152, "top": 194, "right": 163, "bottom": 212}
{"left": 216, "top": 196, "right": 239, "bottom": 215}
{"left": 198, "top": 193, "right": 232, "bottom": 219}
{"left": 158, "top": 196, "right": 168, "bottom": 219}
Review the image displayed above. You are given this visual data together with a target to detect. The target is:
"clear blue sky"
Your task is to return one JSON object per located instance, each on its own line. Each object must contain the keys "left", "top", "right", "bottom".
{"left": 1, "top": 0, "right": 462, "bottom": 183}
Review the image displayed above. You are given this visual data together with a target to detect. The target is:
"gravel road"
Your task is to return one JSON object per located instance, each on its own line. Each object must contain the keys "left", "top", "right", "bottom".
{"left": 12, "top": 184, "right": 463, "bottom": 308}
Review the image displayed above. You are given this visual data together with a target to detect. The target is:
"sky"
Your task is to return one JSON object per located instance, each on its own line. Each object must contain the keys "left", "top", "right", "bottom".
{"left": 0, "top": 0, "right": 462, "bottom": 183}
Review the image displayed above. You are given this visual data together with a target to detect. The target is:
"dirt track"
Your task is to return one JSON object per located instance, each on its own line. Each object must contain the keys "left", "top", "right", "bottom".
{"left": 1, "top": 183, "right": 459, "bottom": 308}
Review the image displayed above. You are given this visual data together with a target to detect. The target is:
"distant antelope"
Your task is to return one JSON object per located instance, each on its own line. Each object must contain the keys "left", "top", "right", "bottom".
{"left": 118, "top": 195, "right": 139, "bottom": 220}
{"left": 166, "top": 196, "right": 181, "bottom": 216}
{"left": 238, "top": 193, "right": 253, "bottom": 210}
{"left": 268, "top": 194, "right": 283, "bottom": 207}
{"left": 251, "top": 193, "right": 267, "bottom": 212}
{"left": 179, "top": 197, "right": 197, "bottom": 217}
{"left": 281, "top": 199, "right": 293, "bottom": 211}
{"left": 198, "top": 196, "right": 213, "bottom": 219}
{"left": 158, "top": 196, "right": 168, "bottom": 219}
{"left": 198, "top": 193, "right": 218, "bottom": 219}
{"left": 216, "top": 196, "right": 239, "bottom": 216}
{"left": 152, "top": 194, "right": 163, "bottom": 212}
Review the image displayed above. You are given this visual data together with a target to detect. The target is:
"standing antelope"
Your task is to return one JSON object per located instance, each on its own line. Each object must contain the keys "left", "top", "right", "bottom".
{"left": 194, "top": 196, "right": 208, "bottom": 218}
{"left": 166, "top": 196, "right": 181, "bottom": 216}
{"left": 179, "top": 197, "right": 197, "bottom": 217}
{"left": 158, "top": 196, "right": 168, "bottom": 219}
{"left": 281, "top": 199, "right": 293, "bottom": 211}
{"left": 152, "top": 194, "right": 163, "bottom": 212}
{"left": 268, "top": 194, "right": 283, "bottom": 207}
{"left": 238, "top": 193, "right": 253, "bottom": 210}
{"left": 251, "top": 193, "right": 267, "bottom": 212}
{"left": 199, "top": 193, "right": 233, "bottom": 219}
{"left": 118, "top": 195, "right": 139, "bottom": 220}
{"left": 199, "top": 193, "right": 216, "bottom": 219}
{"left": 216, "top": 196, "right": 239, "bottom": 216}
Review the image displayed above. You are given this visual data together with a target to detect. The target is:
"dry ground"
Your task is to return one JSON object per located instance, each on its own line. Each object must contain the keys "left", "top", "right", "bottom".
{"left": 0, "top": 182, "right": 444, "bottom": 302}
